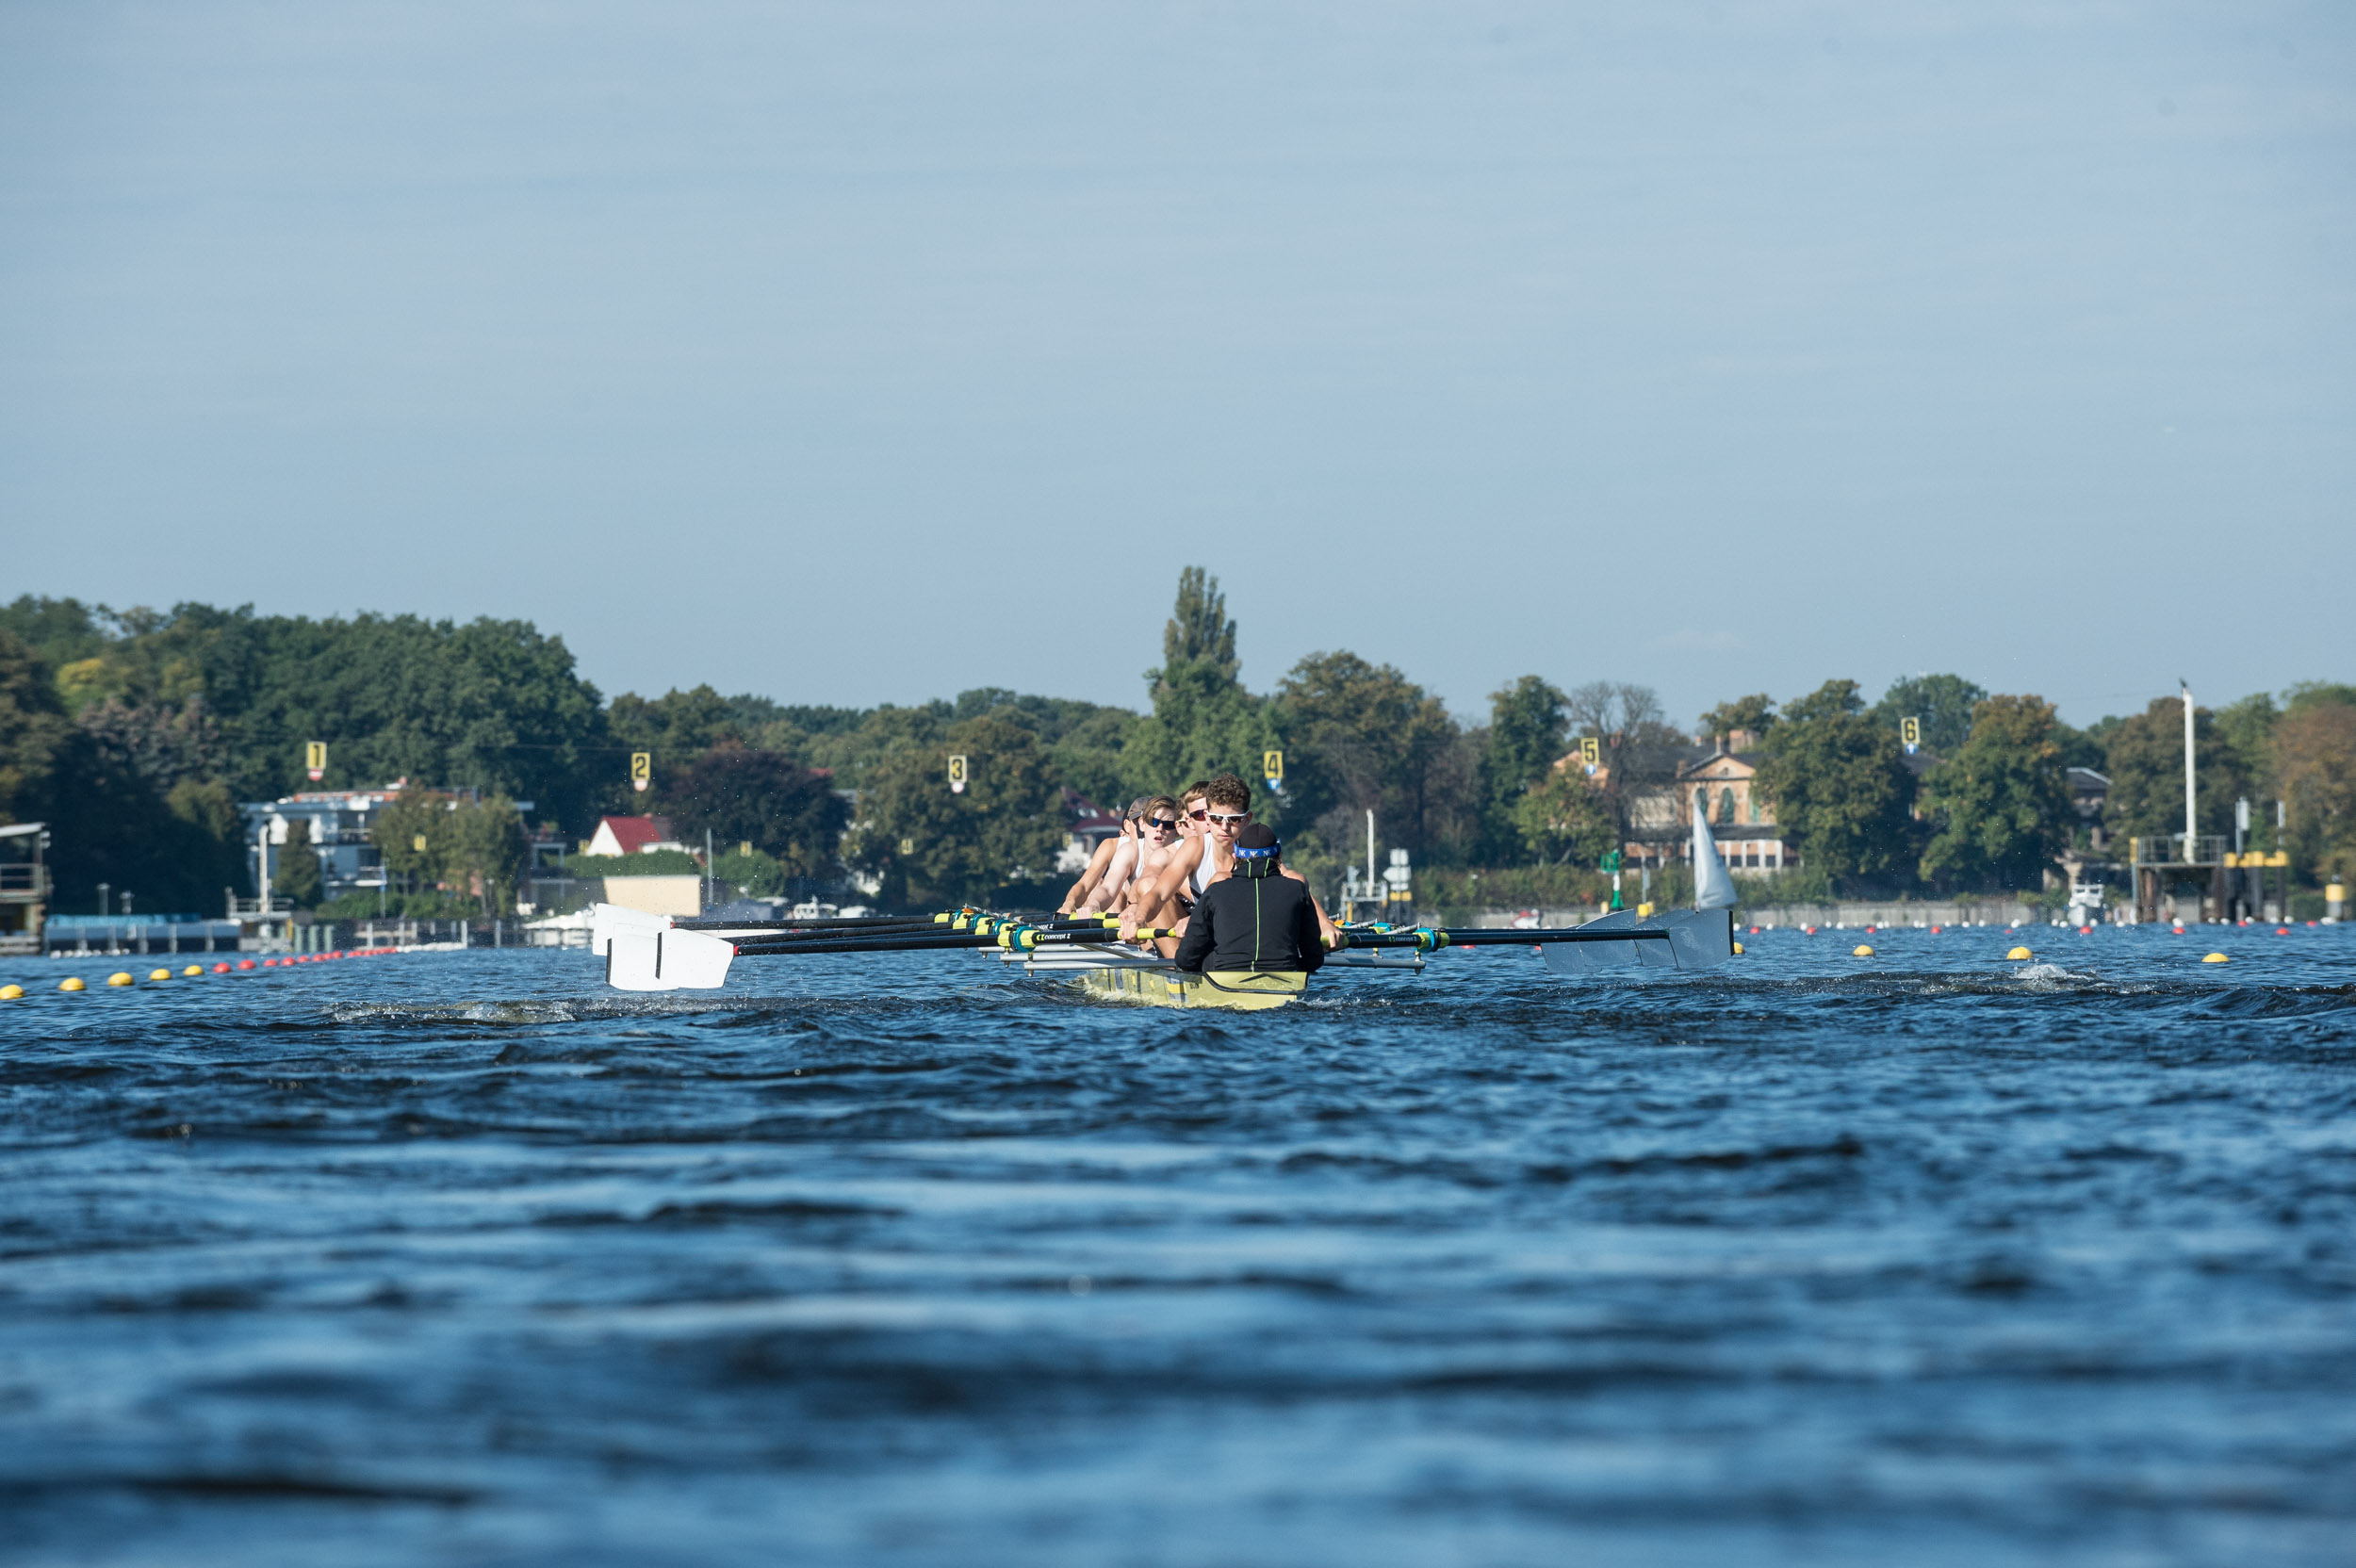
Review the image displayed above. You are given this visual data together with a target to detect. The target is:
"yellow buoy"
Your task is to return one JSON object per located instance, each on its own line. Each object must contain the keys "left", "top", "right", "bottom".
{"left": 2202, "top": 952, "right": 2229, "bottom": 964}
{"left": 0, "top": 984, "right": 24, "bottom": 1000}
{"left": 107, "top": 972, "right": 135, "bottom": 987}
{"left": 148, "top": 968, "right": 172, "bottom": 982}
{"left": 1852, "top": 944, "right": 1874, "bottom": 956}
{"left": 2005, "top": 946, "right": 2032, "bottom": 960}
{"left": 1732, "top": 941, "right": 1744, "bottom": 955}
{"left": 60, "top": 976, "right": 86, "bottom": 991}
{"left": 183, "top": 964, "right": 204, "bottom": 976}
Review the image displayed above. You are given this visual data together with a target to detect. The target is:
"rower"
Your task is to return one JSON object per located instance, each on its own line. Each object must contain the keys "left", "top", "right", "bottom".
{"left": 1120, "top": 775, "right": 1338, "bottom": 952}
{"left": 1058, "top": 797, "right": 1147, "bottom": 916}
{"left": 1171, "top": 825, "right": 1325, "bottom": 976}
{"left": 1085, "top": 795, "right": 1181, "bottom": 915}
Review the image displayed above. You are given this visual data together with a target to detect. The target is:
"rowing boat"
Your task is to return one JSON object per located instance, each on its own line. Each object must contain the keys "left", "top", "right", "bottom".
{"left": 589, "top": 901, "right": 1736, "bottom": 1009}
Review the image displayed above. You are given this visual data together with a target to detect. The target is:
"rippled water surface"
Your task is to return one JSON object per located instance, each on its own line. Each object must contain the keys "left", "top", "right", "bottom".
{"left": 3, "top": 925, "right": 2353, "bottom": 1565}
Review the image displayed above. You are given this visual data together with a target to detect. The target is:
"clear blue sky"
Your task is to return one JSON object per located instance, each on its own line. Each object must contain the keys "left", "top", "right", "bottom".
{"left": 4, "top": 2, "right": 2348, "bottom": 728}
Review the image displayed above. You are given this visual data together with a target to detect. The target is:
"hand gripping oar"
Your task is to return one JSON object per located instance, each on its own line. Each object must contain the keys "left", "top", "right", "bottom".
{"left": 1336, "top": 907, "right": 1734, "bottom": 973}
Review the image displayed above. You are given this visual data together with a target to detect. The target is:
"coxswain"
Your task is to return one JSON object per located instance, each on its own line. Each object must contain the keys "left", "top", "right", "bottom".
{"left": 1170, "top": 825, "right": 1326, "bottom": 976}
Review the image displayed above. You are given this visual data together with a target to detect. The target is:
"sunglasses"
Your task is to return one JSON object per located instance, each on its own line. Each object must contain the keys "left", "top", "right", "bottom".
{"left": 1142, "top": 817, "right": 1177, "bottom": 832}
{"left": 1203, "top": 810, "right": 1249, "bottom": 827}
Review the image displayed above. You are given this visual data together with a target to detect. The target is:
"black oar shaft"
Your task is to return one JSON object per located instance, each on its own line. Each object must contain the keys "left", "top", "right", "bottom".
{"left": 730, "top": 926, "right": 1156, "bottom": 958}
{"left": 1339, "top": 926, "right": 1671, "bottom": 950}
{"left": 675, "top": 914, "right": 965, "bottom": 933}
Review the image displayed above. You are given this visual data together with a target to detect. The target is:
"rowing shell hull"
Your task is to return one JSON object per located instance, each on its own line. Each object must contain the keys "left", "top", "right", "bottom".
{"left": 1078, "top": 967, "right": 1309, "bottom": 1011}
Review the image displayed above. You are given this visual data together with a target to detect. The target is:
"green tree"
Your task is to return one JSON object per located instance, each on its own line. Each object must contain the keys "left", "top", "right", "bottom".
{"left": 1274, "top": 650, "right": 1467, "bottom": 863}
{"left": 1485, "top": 676, "right": 1568, "bottom": 801}
{"left": 663, "top": 745, "right": 848, "bottom": 881}
{"left": 2100, "top": 696, "right": 2251, "bottom": 843}
{"left": 368, "top": 791, "right": 450, "bottom": 894}
{"left": 2275, "top": 696, "right": 2356, "bottom": 888}
{"left": 709, "top": 847, "right": 788, "bottom": 899}
{"left": 1513, "top": 763, "right": 1618, "bottom": 868}
{"left": 1697, "top": 693, "right": 1777, "bottom": 747}
{"left": 1755, "top": 679, "right": 1919, "bottom": 891}
{"left": 273, "top": 817, "right": 324, "bottom": 907}
{"left": 1163, "top": 565, "right": 1238, "bottom": 679}
{"left": 1919, "top": 694, "right": 2072, "bottom": 890}
{"left": 443, "top": 796, "right": 526, "bottom": 913}
{"left": 1121, "top": 570, "right": 1277, "bottom": 806}
{"left": 1873, "top": 674, "right": 1987, "bottom": 757}
{"left": 847, "top": 711, "right": 1067, "bottom": 908}
{"left": 0, "top": 630, "right": 74, "bottom": 825}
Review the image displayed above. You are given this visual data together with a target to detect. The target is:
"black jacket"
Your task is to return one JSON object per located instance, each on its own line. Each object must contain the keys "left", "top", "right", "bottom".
{"left": 1171, "top": 871, "right": 1325, "bottom": 974}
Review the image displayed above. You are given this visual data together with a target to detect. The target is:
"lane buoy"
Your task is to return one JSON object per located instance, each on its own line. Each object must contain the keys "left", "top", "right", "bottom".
{"left": 1852, "top": 944, "right": 1874, "bottom": 956}
{"left": 107, "top": 972, "right": 134, "bottom": 987}
{"left": 2276, "top": 927, "right": 2290, "bottom": 936}
{"left": 184, "top": 963, "right": 204, "bottom": 976}
{"left": 148, "top": 968, "right": 172, "bottom": 982}
{"left": 213, "top": 962, "right": 231, "bottom": 973}
{"left": 60, "top": 976, "right": 86, "bottom": 991}
{"left": 237, "top": 958, "right": 255, "bottom": 970}
{"left": 0, "top": 984, "right": 23, "bottom": 1000}
{"left": 1732, "top": 941, "right": 1745, "bottom": 954}
{"left": 2202, "top": 952, "right": 2229, "bottom": 964}
{"left": 2005, "top": 946, "right": 2032, "bottom": 960}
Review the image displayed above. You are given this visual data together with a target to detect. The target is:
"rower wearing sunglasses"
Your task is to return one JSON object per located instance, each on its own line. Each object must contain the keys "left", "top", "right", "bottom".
{"left": 1075, "top": 795, "right": 1181, "bottom": 917}
{"left": 1119, "top": 775, "right": 1338, "bottom": 956}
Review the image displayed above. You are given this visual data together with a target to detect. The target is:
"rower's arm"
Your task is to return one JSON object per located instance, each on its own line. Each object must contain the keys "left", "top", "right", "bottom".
{"left": 1058, "top": 836, "right": 1121, "bottom": 915}
{"left": 1080, "top": 839, "right": 1139, "bottom": 914}
{"left": 1119, "top": 839, "right": 1202, "bottom": 941}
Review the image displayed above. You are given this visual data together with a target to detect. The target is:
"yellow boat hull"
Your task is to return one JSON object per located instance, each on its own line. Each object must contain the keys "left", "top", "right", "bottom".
{"left": 1077, "top": 967, "right": 1309, "bottom": 1011}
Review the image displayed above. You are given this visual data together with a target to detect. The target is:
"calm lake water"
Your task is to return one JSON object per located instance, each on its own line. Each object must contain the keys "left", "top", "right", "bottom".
{"left": 3, "top": 925, "right": 2352, "bottom": 1566}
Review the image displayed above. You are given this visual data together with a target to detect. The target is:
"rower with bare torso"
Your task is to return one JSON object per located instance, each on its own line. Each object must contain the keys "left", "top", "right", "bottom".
{"left": 1058, "top": 797, "right": 1148, "bottom": 917}
{"left": 1120, "top": 774, "right": 1337, "bottom": 956}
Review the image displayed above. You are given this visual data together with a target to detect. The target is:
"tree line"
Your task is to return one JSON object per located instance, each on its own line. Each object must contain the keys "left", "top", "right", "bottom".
{"left": 3, "top": 586, "right": 2351, "bottom": 915}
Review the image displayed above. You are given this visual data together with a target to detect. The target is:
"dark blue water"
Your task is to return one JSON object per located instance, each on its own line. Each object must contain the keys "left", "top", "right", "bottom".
{"left": 3, "top": 925, "right": 2352, "bottom": 1566}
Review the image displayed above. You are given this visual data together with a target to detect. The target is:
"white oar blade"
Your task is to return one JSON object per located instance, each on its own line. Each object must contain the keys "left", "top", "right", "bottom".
{"left": 1541, "top": 910, "right": 1642, "bottom": 975}
{"left": 1536, "top": 908, "right": 1733, "bottom": 975}
{"left": 592, "top": 902, "right": 673, "bottom": 958}
{"left": 1660, "top": 907, "right": 1735, "bottom": 971}
{"left": 604, "top": 927, "right": 736, "bottom": 992}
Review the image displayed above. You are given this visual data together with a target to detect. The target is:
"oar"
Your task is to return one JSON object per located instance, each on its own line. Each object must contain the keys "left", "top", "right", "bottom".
{"left": 725, "top": 914, "right": 1117, "bottom": 953}
{"left": 1337, "top": 907, "right": 1735, "bottom": 972}
{"left": 674, "top": 909, "right": 979, "bottom": 933}
{"left": 732, "top": 924, "right": 1173, "bottom": 958}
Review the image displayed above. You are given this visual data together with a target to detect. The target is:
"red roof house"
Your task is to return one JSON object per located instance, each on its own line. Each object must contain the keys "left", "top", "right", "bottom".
{"left": 586, "top": 815, "right": 679, "bottom": 858}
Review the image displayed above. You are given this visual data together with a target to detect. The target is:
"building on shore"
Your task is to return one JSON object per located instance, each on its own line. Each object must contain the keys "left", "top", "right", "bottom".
{"left": 1594, "top": 740, "right": 1796, "bottom": 877}
{"left": 237, "top": 785, "right": 535, "bottom": 910}
{"left": 238, "top": 787, "right": 406, "bottom": 908}
{"left": 584, "top": 815, "right": 684, "bottom": 858}
{"left": 0, "top": 823, "right": 49, "bottom": 955}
